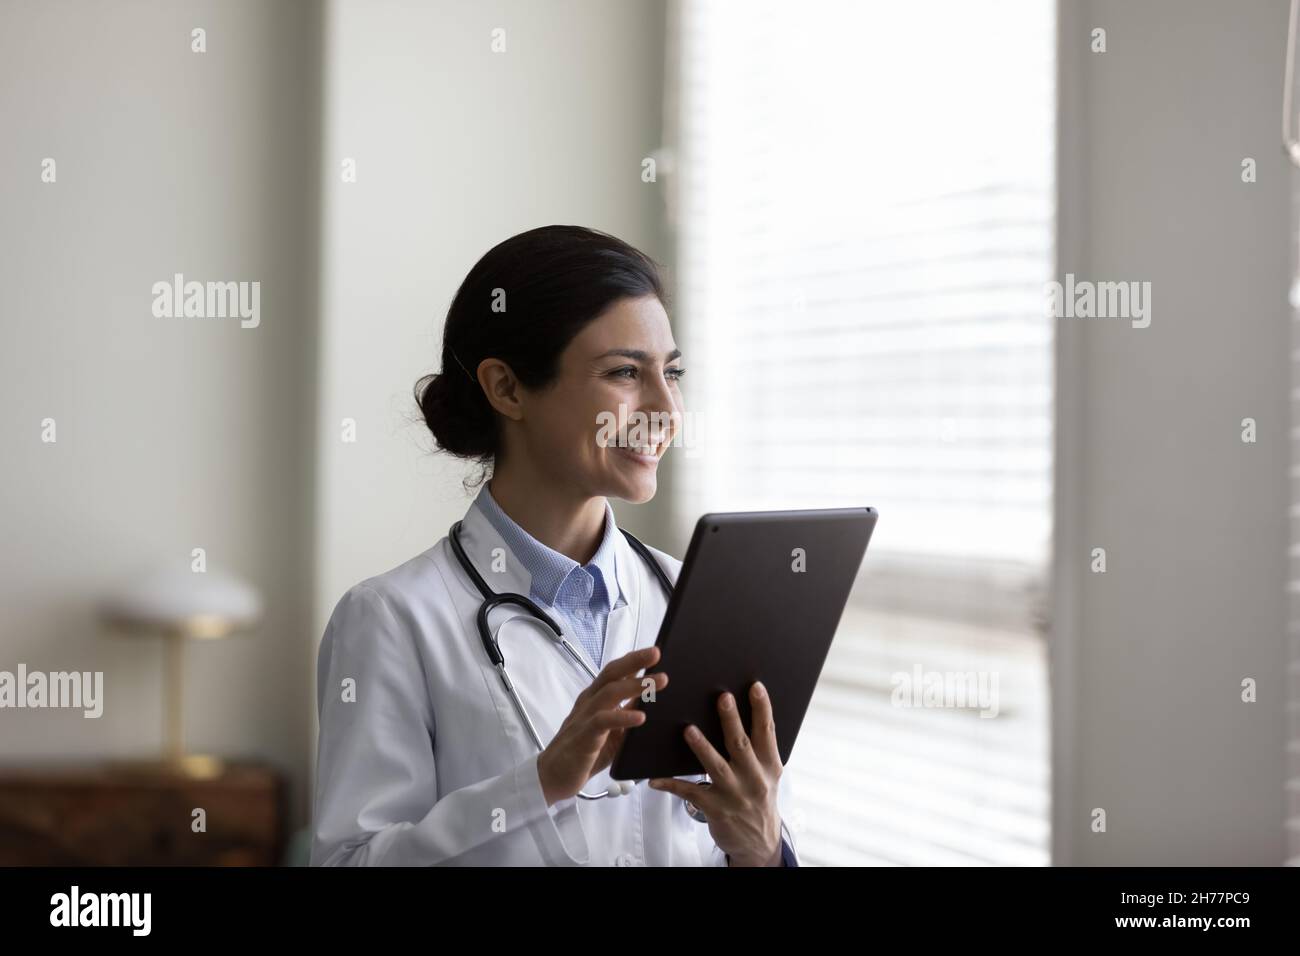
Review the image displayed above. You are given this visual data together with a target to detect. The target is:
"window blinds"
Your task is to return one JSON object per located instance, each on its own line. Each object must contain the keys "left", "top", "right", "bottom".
{"left": 666, "top": 0, "right": 1055, "bottom": 624}
{"left": 663, "top": 0, "right": 1055, "bottom": 865}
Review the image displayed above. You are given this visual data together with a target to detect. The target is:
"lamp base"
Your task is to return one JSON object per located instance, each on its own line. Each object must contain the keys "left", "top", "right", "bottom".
{"left": 109, "top": 754, "right": 226, "bottom": 780}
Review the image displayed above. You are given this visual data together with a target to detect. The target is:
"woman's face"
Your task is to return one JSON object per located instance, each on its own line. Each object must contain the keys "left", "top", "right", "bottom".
{"left": 515, "top": 294, "right": 684, "bottom": 504}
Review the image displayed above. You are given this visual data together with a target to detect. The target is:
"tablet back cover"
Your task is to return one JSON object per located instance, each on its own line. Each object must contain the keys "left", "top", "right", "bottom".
{"left": 611, "top": 507, "right": 876, "bottom": 781}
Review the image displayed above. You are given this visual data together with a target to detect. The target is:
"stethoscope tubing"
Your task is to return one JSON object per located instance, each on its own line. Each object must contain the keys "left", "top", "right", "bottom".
{"left": 448, "top": 519, "right": 684, "bottom": 804}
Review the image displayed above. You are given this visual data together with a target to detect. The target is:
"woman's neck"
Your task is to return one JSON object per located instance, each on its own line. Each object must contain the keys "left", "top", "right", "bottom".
{"left": 485, "top": 469, "right": 607, "bottom": 565}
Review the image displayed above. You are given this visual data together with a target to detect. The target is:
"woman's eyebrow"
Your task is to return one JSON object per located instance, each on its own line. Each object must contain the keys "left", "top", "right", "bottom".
{"left": 596, "top": 348, "right": 683, "bottom": 362}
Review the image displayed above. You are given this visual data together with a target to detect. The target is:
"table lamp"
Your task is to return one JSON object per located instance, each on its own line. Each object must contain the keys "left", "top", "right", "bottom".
{"left": 100, "top": 566, "right": 262, "bottom": 779}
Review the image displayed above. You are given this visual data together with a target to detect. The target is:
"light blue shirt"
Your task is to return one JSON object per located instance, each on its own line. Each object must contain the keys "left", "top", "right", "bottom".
{"left": 473, "top": 482, "right": 625, "bottom": 669}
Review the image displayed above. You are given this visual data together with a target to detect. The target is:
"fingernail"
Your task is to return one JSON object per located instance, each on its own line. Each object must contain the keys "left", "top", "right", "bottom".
{"left": 686, "top": 725, "right": 699, "bottom": 739}
{"left": 720, "top": 693, "right": 733, "bottom": 710}
{"left": 753, "top": 682, "right": 766, "bottom": 698}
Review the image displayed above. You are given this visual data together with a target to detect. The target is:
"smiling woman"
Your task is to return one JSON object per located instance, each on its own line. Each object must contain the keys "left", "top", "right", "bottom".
{"left": 413, "top": 225, "right": 684, "bottom": 555}
{"left": 311, "top": 224, "right": 801, "bottom": 866}
{"left": 414, "top": 225, "right": 680, "bottom": 484}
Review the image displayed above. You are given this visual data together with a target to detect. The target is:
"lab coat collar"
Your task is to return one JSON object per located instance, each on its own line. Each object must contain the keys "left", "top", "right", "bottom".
{"left": 471, "top": 483, "right": 624, "bottom": 611}
{"left": 452, "top": 494, "right": 644, "bottom": 671}
{"left": 453, "top": 492, "right": 641, "bottom": 617}
{"left": 455, "top": 498, "right": 533, "bottom": 598}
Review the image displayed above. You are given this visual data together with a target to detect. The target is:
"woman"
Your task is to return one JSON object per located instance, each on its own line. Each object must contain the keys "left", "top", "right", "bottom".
{"left": 310, "top": 225, "right": 798, "bottom": 866}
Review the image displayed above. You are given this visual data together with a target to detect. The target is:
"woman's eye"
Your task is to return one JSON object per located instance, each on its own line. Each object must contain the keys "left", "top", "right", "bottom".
{"left": 608, "top": 365, "right": 686, "bottom": 381}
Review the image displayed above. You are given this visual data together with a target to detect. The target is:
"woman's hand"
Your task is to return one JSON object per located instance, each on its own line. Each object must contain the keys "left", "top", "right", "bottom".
{"left": 648, "top": 681, "right": 784, "bottom": 867}
{"left": 537, "top": 646, "right": 668, "bottom": 806}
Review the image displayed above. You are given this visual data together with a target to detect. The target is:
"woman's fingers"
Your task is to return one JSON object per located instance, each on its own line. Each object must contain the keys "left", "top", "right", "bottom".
{"left": 588, "top": 670, "right": 667, "bottom": 712}
{"left": 566, "top": 659, "right": 666, "bottom": 758}
{"left": 591, "top": 706, "right": 647, "bottom": 730}
{"left": 585, "top": 646, "right": 659, "bottom": 699}
{"left": 543, "top": 649, "right": 666, "bottom": 803}
{"left": 681, "top": 721, "right": 736, "bottom": 788}
{"left": 573, "top": 681, "right": 655, "bottom": 744}
{"left": 557, "top": 700, "right": 644, "bottom": 774}
{"left": 648, "top": 777, "right": 719, "bottom": 810}
{"left": 747, "top": 681, "right": 780, "bottom": 768}
{"left": 593, "top": 726, "right": 627, "bottom": 771}
{"left": 714, "top": 691, "right": 762, "bottom": 780}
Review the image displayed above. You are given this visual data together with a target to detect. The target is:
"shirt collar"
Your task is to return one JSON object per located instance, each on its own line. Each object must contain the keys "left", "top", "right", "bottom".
{"left": 472, "top": 481, "right": 623, "bottom": 611}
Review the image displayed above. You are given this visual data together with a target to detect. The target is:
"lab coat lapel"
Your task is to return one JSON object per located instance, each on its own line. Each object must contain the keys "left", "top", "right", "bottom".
{"left": 451, "top": 500, "right": 592, "bottom": 741}
{"left": 601, "top": 524, "right": 646, "bottom": 668}
{"left": 455, "top": 500, "right": 535, "bottom": 599}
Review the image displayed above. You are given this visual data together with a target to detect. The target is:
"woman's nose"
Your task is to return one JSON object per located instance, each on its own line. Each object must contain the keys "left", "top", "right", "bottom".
{"left": 646, "top": 370, "right": 680, "bottom": 411}
{"left": 640, "top": 379, "right": 680, "bottom": 439}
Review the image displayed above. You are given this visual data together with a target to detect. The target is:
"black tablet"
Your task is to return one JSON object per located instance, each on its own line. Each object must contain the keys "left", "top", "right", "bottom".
{"left": 610, "top": 507, "right": 877, "bottom": 781}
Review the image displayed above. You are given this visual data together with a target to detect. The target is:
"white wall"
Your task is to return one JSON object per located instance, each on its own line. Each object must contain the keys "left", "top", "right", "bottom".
{"left": 0, "top": 0, "right": 671, "bottom": 841}
{"left": 0, "top": 0, "right": 320, "bottom": 826}
{"left": 311, "top": 0, "right": 671, "bottom": 758}
{"left": 1054, "top": 0, "right": 1290, "bottom": 863}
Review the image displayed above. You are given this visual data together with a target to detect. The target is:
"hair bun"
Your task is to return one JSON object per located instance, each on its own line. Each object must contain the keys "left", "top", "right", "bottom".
{"left": 415, "top": 368, "right": 494, "bottom": 460}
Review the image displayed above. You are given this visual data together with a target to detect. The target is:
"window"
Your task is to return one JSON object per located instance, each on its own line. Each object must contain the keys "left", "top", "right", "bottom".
{"left": 665, "top": 0, "right": 1055, "bottom": 865}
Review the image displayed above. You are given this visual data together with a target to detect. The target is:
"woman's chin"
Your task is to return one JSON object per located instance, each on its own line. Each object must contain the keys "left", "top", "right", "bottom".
{"left": 608, "top": 470, "right": 658, "bottom": 504}
{"left": 624, "top": 482, "right": 658, "bottom": 504}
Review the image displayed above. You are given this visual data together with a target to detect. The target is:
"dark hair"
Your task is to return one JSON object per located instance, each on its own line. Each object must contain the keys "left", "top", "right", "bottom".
{"left": 414, "top": 224, "right": 667, "bottom": 474}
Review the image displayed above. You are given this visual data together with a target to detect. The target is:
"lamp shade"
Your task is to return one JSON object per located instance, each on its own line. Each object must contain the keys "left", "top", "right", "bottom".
{"left": 100, "top": 566, "right": 262, "bottom": 639}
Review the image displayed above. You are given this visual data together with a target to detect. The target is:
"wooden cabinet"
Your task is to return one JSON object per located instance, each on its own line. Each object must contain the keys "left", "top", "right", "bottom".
{"left": 0, "top": 762, "right": 286, "bottom": 865}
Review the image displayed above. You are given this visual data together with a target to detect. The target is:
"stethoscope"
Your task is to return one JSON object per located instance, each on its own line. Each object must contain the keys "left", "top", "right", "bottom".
{"left": 448, "top": 519, "right": 710, "bottom": 818}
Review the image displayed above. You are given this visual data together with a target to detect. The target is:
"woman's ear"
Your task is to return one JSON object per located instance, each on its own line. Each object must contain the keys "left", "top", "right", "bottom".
{"left": 478, "top": 358, "right": 525, "bottom": 422}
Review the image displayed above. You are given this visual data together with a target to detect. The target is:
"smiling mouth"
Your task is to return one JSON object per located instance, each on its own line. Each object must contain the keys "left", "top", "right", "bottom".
{"left": 612, "top": 441, "right": 665, "bottom": 466}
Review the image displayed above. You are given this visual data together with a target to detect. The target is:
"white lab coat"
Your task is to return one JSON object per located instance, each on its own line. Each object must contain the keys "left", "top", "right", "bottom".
{"left": 309, "top": 499, "right": 801, "bottom": 866}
